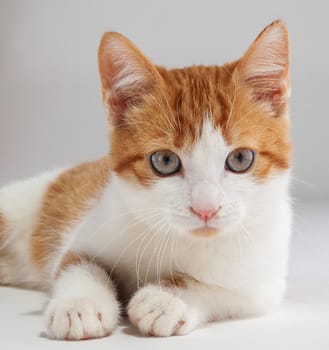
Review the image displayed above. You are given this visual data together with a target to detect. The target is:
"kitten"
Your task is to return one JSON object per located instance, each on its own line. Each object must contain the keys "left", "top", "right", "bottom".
{"left": 0, "top": 20, "right": 292, "bottom": 339}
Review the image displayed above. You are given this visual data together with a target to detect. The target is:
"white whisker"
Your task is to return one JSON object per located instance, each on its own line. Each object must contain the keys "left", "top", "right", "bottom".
{"left": 136, "top": 217, "right": 167, "bottom": 288}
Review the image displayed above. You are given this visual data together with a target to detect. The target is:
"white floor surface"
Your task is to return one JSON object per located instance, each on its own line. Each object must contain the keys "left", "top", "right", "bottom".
{"left": 1, "top": 200, "right": 328, "bottom": 350}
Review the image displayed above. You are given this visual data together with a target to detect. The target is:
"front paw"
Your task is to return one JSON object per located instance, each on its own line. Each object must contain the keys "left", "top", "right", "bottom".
{"left": 128, "top": 286, "right": 198, "bottom": 337}
{"left": 45, "top": 297, "right": 119, "bottom": 340}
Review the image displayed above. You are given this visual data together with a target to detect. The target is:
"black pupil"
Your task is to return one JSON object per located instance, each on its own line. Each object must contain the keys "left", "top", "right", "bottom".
{"left": 151, "top": 151, "right": 180, "bottom": 175}
{"left": 162, "top": 155, "right": 171, "bottom": 166}
{"left": 236, "top": 152, "right": 244, "bottom": 163}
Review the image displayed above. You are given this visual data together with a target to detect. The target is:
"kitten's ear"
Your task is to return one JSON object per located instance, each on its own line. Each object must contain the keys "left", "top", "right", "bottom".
{"left": 98, "top": 32, "right": 161, "bottom": 125}
{"left": 237, "top": 20, "right": 290, "bottom": 116}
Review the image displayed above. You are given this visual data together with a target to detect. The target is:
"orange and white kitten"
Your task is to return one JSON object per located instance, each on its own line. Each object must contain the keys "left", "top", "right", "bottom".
{"left": 0, "top": 20, "right": 291, "bottom": 339}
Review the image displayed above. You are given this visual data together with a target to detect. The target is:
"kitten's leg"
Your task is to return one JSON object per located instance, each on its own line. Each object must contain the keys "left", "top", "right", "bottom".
{"left": 46, "top": 257, "right": 120, "bottom": 340}
{"left": 128, "top": 274, "right": 282, "bottom": 337}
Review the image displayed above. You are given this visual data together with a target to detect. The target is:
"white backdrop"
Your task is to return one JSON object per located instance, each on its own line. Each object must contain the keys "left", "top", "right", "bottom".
{"left": 1, "top": 0, "right": 328, "bottom": 199}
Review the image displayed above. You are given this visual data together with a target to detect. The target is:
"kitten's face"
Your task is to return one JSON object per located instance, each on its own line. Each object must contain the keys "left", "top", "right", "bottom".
{"left": 98, "top": 21, "right": 291, "bottom": 237}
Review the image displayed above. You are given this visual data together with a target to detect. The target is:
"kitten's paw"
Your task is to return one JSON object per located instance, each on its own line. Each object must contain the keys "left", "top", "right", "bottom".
{"left": 45, "top": 297, "right": 119, "bottom": 340}
{"left": 128, "top": 286, "right": 198, "bottom": 337}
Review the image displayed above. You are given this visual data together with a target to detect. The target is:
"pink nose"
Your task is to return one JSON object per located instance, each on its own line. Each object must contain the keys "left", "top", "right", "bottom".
{"left": 191, "top": 207, "right": 220, "bottom": 222}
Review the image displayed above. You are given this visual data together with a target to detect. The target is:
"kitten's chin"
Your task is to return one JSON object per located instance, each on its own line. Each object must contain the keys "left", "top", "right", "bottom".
{"left": 190, "top": 227, "right": 219, "bottom": 237}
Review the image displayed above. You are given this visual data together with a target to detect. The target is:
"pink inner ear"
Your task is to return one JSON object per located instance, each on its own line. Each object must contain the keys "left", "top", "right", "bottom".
{"left": 107, "top": 93, "right": 130, "bottom": 125}
{"left": 98, "top": 33, "right": 161, "bottom": 125}
{"left": 237, "top": 21, "right": 290, "bottom": 116}
{"left": 244, "top": 72, "right": 289, "bottom": 115}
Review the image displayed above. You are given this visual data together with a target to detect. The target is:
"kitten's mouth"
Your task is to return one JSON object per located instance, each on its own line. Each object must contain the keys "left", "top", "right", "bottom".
{"left": 190, "top": 226, "right": 219, "bottom": 237}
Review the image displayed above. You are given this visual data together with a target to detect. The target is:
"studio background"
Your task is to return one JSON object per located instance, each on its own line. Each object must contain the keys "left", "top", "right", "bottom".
{"left": 1, "top": 1, "right": 329, "bottom": 349}
{"left": 1, "top": 0, "right": 328, "bottom": 201}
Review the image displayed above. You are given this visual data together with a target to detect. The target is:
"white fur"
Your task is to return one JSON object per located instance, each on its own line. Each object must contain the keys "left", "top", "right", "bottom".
{"left": 104, "top": 40, "right": 149, "bottom": 91}
{"left": 242, "top": 24, "right": 288, "bottom": 78}
{"left": 46, "top": 262, "right": 119, "bottom": 340}
{"left": 128, "top": 285, "right": 200, "bottom": 336}
{"left": 0, "top": 119, "right": 291, "bottom": 338}
{"left": 0, "top": 170, "right": 63, "bottom": 288}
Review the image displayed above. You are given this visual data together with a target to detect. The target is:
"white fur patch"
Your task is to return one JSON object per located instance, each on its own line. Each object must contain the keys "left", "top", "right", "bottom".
{"left": 0, "top": 170, "right": 63, "bottom": 288}
{"left": 128, "top": 285, "right": 200, "bottom": 336}
{"left": 46, "top": 262, "right": 119, "bottom": 340}
{"left": 0, "top": 116, "right": 291, "bottom": 337}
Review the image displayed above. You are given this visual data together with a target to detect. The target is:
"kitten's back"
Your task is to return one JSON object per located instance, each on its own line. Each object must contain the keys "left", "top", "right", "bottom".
{"left": 0, "top": 158, "right": 112, "bottom": 289}
{"left": 0, "top": 170, "right": 62, "bottom": 288}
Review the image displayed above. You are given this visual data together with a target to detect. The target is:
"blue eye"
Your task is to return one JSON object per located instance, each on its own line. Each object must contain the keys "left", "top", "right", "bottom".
{"left": 150, "top": 150, "right": 181, "bottom": 176}
{"left": 225, "top": 148, "right": 255, "bottom": 173}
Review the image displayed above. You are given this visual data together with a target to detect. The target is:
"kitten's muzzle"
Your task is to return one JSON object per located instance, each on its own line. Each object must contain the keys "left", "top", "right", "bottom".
{"left": 190, "top": 181, "right": 221, "bottom": 223}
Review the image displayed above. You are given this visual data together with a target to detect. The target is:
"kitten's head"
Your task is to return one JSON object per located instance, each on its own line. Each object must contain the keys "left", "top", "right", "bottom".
{"left": 98, "top": 20, "right": 291, "bottom": 238}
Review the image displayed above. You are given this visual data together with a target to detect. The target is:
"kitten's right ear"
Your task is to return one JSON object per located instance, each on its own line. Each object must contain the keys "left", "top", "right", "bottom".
{"left": 98, "top": 32, "right": 161, "bottom": 126}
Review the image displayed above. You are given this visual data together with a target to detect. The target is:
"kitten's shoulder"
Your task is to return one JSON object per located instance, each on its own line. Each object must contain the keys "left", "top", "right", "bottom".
{"left": 48, "top": 157, "right": 112, "bottom": 198}
{"left": 0, "top": 157, "right": 112, "bottom": 272}
{"left": 33, "top": 156, "right": 112, "bottom": 241}
{"left": 30, "top": 157, "right": 112, "bottom": 269}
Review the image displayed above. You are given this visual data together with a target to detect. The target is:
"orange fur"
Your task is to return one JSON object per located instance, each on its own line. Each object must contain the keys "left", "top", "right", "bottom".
{"left": 191, "top": 227, "right": 219, "bottom": 237}
{"left": 98, "top": 32, "right": 164, "bottom": 126}
{"left": 108, "top": 63, "right": 290, "bottom": 184}
{"left": 161, "top": 275, "right": 188, "bottom": 289}
{"left": 31, "top": 158, "right": 111, "bottom": 270}
{"left": 237, "top": 20, "right": 290, "bottom": 116}
{"left": 99, "top": 21, "right": 291, "bottom": 186}
{"left": 30, "top": 20, "right": 291, "bottom": 273}
{"left": 55, "top": 252, "right": 87, "bottom": 278}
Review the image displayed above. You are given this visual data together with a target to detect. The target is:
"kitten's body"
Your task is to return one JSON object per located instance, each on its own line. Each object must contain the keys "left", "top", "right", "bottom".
{"left": 0, "top": 21, "right": 292, "bottom": 339}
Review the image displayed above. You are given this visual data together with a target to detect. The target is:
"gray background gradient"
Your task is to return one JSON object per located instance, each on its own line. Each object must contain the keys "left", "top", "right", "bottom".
{"left": 1, "top": 2, "right": 329, "bottom": 349}
{"left": 1, "top": 0, "right": 328, "bottom": 199}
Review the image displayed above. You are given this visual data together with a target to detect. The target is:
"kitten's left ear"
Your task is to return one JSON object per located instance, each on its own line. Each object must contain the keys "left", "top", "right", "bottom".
{"left": 98, "top": 32, "right": 162, "bottom": 126}
{"left": 237, "top": 20, "right": 290, "bottom": 116}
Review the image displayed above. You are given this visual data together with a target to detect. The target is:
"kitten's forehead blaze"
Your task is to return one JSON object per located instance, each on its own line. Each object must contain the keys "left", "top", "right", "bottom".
{"left": 110, "top": 64, "right": 291, "bottom": 186}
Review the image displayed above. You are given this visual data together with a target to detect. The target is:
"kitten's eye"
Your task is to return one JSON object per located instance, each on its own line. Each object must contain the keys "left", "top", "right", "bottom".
{"left": 225, "top": 148, "right": 255, "bottom": 173}
{"left": 150, "top": 150, "right": 181, "bottom": 176}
